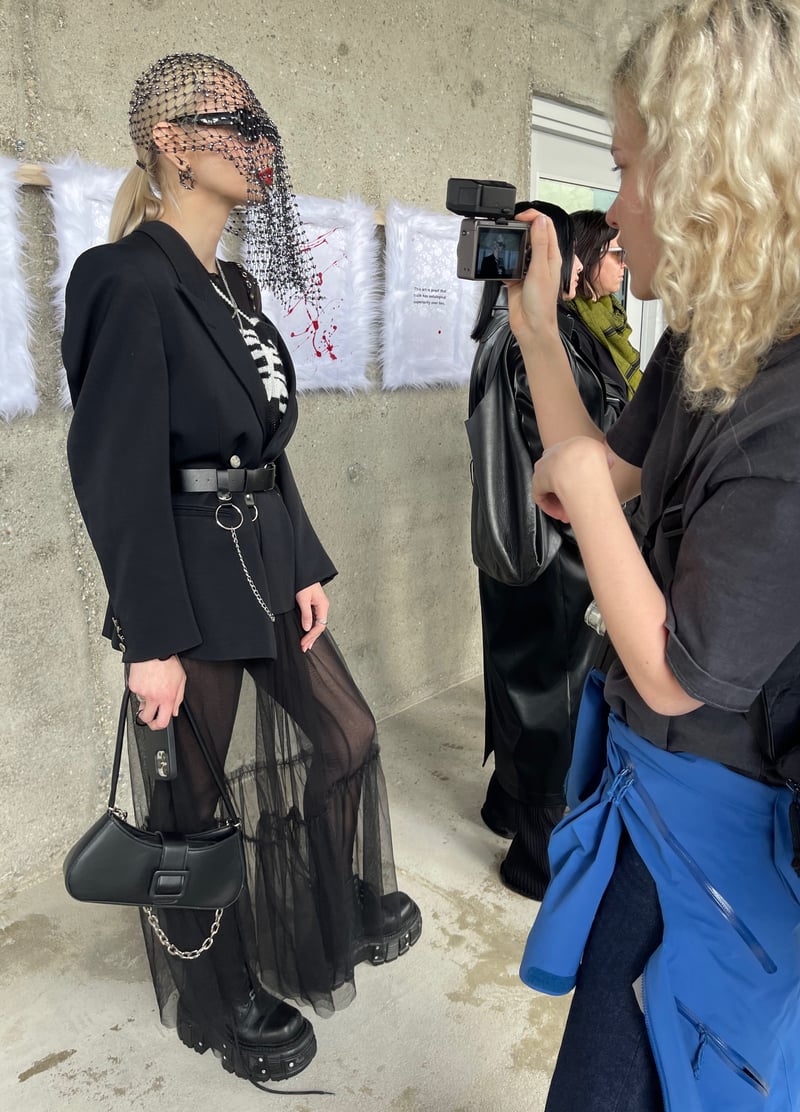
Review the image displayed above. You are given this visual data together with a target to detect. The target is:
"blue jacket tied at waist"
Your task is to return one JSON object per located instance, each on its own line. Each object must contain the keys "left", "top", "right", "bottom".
{"left": 521, "top": 670, "right": 800, "bottom": 1111}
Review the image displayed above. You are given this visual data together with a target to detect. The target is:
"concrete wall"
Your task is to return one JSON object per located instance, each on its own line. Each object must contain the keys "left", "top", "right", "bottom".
{"left": 0, "top": 0, "right": 663, "bottom": 895}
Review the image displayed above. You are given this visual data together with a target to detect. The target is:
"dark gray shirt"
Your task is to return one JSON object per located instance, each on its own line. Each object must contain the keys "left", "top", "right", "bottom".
{"left": 604, "top": 330, "right": 800, "bottom": 780}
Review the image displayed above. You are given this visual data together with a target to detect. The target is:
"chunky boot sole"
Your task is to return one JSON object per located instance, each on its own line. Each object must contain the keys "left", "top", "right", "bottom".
{"left": 354, "top": 901, "right": 423, "bottom": 965}
{"left": 177, "top": 1008, "right": 317, "bottom": 1083}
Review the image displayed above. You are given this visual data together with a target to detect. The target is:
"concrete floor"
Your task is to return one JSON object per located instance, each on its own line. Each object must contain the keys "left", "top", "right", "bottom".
{"left": 0, "top": 675, "right": 570, "bottom": 1112}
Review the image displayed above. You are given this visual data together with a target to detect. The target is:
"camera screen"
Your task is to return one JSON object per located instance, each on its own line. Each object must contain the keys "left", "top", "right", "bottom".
{"left": 475, "top": 225, "right": 526, "bottom": 279}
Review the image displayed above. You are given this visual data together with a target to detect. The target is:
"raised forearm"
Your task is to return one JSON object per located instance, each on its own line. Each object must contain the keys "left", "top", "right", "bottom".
{"left": 507, "top": 211, "right": 608, "bottom": 449}
{"left": 539, "top": 439, "right": 702, "bottom": 716}
{"left": 516, "top": 329, "right": 607, "bottom": 449}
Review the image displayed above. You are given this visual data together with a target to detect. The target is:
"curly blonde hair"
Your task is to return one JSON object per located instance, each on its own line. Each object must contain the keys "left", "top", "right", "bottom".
{"left": 613, "top": 0, "right": 800, "bottom": 411}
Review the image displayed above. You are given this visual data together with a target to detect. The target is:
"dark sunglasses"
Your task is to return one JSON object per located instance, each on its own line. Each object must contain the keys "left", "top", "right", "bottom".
{"left": 169, "top": 109, "right": 270, "bottom": 143}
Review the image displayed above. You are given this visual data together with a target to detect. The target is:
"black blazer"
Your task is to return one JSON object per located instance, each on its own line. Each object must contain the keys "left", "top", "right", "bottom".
{"left": 63, "top": 221, "right": 336, "bottom": 663}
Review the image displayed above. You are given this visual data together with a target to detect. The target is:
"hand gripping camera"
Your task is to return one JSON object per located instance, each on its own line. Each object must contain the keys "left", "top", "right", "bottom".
{"left": 446, "top": 178, "right": 529, "bottom": 281}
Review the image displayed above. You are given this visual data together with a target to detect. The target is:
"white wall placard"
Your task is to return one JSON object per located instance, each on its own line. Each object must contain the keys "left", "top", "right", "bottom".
{"left": 381, "top": 200, "right": 479, "bottom": 389}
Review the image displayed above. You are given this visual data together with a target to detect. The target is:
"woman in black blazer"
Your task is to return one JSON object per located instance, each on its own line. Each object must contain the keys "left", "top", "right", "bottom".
{"left": 63, "top": 53, "right": 421, "bottom": 1090}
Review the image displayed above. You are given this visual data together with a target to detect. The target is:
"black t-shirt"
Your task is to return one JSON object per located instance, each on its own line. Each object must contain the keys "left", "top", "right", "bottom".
{"left": 605, "top": 329, "right": 800, "bottom": 780}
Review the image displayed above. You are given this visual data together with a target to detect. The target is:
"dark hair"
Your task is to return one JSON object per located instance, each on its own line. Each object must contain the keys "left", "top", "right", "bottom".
{"left": 471, "top": 200, "right": 575, "bottom": 341}
{"left": 571, "top": 209, "right": 616, "bottom": 300}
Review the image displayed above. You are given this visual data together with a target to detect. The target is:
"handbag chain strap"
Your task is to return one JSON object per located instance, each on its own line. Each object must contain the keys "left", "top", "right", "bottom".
{"left": 143, "top": 905, "right": 224, "bottom": 960}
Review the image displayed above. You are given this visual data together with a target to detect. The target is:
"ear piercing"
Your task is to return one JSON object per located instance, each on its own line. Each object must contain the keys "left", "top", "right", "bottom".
{"left": 178, "top": 163, "right": 195, "bottom": 190}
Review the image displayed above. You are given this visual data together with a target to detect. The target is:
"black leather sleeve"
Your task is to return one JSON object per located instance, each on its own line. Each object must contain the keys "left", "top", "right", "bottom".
{"left": 509, "top": 333, "right": 607, "bottom": 462}
{"left": 509, "top": 340, "right": 545, "bottom": 464}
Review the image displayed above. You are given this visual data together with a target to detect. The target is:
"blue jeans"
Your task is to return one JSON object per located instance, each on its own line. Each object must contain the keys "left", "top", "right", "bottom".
{"left": 545, "top": 831, "right": 665, "bottom": 1112}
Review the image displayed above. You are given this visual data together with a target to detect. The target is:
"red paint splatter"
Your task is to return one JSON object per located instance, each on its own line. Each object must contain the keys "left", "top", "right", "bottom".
{"left": 284, "top": 227, "right": 344, "bottom": 361}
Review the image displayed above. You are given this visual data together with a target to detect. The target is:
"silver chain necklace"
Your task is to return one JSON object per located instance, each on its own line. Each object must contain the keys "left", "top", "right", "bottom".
{"left": 212, "top": 264, "right": 251, "bottom": 336}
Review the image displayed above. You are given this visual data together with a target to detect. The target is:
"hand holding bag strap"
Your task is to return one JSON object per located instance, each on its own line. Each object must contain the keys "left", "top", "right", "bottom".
{"left": 112, "top": 688, "right": 240, "bottom": 826}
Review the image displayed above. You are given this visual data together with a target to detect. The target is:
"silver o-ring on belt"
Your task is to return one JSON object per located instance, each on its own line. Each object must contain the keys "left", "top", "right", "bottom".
{"left": 175, "top": 469, "right": 277, "bottom": 625}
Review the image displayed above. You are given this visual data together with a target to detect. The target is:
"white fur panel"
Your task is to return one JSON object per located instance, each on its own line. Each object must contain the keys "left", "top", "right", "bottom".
{"left": 47, "top": 155, "right": 126, "bottom": 406}
{"left": 0, "top": 157, "right": 37, "bottom": 420}
{"left": 259, "top": 194, "right": 380, "bottom": 392}
{"left": 381, "top": 200, "right": 479, "bottom": 389}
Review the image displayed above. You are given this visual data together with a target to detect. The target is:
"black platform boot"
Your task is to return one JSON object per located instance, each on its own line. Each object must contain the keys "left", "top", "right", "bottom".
{"left": 352, "top": 877, "right": 423, "bottom": 965}
{"left": 480, "top": 771, "right": 518, "bottom": 839}
{"left": 178, "top": 983, "right": 317, "bottom": 1085}
{"left": 178, "top": 983, "right": 318, "bottom": 1085}
{"left": 174, "top": 906, "right": 317, "bottom": 1087}
{"left": 499, "top": 804, "right": 564, "bottom": 901}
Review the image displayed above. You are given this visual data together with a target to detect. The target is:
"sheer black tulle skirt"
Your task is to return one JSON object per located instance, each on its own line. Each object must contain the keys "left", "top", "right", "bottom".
{"left": 127, "top": 612, "right": 398, "bottom": 1032}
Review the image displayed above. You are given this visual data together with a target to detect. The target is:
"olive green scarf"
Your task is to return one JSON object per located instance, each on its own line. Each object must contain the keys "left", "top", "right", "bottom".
{"left": 572, "top": 295, "right": 642, "bottom": 398}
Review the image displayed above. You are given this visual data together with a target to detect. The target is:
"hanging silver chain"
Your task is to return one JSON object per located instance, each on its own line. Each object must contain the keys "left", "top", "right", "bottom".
{"left": 229, "top": 522, "right": 275, "bottom": 622}
{"left": 214, "top": 503, "right": 276, "bottom": 623}
{"left": 143, "top": 905, "right": 224, "bottom": 960}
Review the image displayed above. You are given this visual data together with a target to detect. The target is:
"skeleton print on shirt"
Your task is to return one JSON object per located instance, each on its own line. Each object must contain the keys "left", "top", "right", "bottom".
{"left": 237, "top": 310, "right": 289, "bottom": 415}
{"left": 210, "top": 272, "right": 289, "bottom": 434}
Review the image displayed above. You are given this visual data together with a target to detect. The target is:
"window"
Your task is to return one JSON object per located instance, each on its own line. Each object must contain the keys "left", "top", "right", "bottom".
{"left": 530, "top": 97, "right": 664, "bottom": 364}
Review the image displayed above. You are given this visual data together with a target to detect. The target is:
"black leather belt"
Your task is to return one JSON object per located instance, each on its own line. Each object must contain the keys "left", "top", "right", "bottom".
{"left": 175, "top": 464, "right": 277, "bottom": 494}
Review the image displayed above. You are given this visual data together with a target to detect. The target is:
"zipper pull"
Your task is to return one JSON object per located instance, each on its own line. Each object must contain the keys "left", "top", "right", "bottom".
{"left": 605, "top": 766, "right": 635, "bottom": 807}
{"left": 787, "top": 780, "right": 800, "bottom": 878}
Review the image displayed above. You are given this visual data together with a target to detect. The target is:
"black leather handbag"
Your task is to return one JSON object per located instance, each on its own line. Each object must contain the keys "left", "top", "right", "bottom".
{"left": 465, "top": 318, "right": 562, "bottom": 586}
{"left": 63, "top": 689, "right": 245, "bottom": 959}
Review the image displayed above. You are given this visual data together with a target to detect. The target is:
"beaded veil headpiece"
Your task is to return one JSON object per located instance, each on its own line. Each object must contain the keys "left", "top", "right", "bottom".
{"left": 129, "top": 52, "right": 314, "bottom": 303}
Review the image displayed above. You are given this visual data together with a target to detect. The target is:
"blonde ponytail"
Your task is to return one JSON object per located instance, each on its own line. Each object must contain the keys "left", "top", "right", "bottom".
{"left": 108, "top": 160, "right": 163, "bottom": 242}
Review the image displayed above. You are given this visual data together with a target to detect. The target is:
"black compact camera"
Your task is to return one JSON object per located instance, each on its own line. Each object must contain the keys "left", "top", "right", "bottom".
{"left": 446, "top": 178, "right": 529, "bottom": 281}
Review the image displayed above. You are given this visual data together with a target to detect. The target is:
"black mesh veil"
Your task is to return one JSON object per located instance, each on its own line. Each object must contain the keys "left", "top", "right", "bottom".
{"left": 129, "top": 52, "right": 315, "bottom": 302}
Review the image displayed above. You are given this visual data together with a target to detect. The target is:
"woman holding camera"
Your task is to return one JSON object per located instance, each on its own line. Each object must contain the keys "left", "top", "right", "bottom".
{"left": 513, "top": 2, "right": 800, "bottom": 1108}
{"left": 469, "top": 201, "right": 627, "bottom": 901}
{"left": 63, "top": 52, "right": 421, "bottom": 1091}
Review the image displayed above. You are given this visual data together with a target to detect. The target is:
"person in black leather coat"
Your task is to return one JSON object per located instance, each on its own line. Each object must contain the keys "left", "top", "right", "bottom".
{"left": 469, "top": 201, "right": 627, "bottom": 900}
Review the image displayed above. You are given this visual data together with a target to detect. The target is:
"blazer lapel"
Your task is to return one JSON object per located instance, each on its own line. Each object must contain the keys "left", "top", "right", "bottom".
{"left": 135, "top": 222, "right": 268, "bottom": 433}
